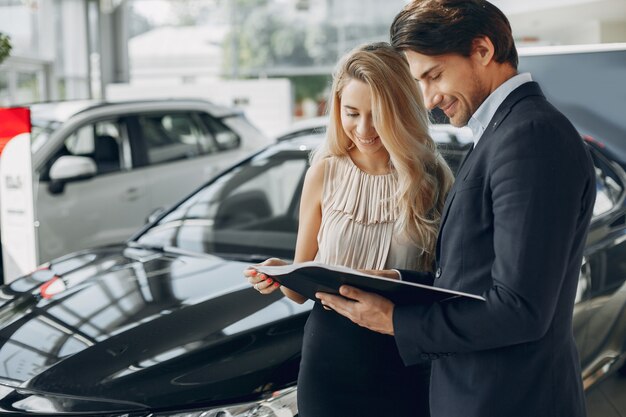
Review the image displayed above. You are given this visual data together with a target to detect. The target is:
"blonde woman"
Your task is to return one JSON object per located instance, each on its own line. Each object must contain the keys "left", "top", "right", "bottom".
{"left": 245, "top": 42, "right": 453, "bottom": 417}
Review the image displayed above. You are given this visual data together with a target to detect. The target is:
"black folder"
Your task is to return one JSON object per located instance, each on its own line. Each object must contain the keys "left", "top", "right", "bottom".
{"left": 255, "top": 261, "right": 485, "bottom": 305}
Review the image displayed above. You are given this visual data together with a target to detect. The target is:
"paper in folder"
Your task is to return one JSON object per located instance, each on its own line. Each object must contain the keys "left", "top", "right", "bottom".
{"left": 255, "top": 261, "right": 485, "bottom": 305}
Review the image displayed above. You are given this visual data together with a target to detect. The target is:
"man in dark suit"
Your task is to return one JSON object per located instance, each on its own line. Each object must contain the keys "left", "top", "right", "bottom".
{"left": 316, "top": 1, "right": 596, "bottom": 416}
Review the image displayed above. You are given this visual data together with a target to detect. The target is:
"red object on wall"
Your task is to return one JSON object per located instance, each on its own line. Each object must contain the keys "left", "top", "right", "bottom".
{"left": 0, "top": 107, "right": 31, "bottom": 155}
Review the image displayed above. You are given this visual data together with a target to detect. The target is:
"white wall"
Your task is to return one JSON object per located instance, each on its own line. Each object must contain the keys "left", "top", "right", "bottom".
{"left": 601, "top": 21, "right": 626, "bottom": 42}
{"left": 507, "top": 0, "right": 626, "bottom": 45}
{"left": 60, "top": 0, "right": 90, "bottom": 99}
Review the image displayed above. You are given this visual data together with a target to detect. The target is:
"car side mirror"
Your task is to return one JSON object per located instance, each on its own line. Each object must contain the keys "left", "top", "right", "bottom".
{"left": 146, "top": 206, "right": 167, "bottom": 224}
{"left": 48, "top": 156, "right": 97, "bottom": 195}
{"left": 215, "top": 131, "right": 240, "bottom": 150}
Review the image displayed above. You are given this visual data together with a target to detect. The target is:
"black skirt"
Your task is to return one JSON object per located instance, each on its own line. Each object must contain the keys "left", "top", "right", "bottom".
{"left": 297, "top": 302, "right": 431, "bottom": 417}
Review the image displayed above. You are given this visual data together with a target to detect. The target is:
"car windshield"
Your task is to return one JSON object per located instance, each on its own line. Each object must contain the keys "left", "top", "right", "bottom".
{"left": 134, "top": 145, "right": 311, "bottom": 261}
{"left": 31, "top": 119, "right": 61, "bottom": 153}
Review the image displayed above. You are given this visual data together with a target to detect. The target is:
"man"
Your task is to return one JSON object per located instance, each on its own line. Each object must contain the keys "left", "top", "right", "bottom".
{"left": 316, "top": 1, "right": 596, "bottom": 416}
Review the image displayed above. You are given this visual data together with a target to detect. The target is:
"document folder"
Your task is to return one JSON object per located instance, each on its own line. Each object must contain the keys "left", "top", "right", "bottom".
{"left": 255, "top": 261, "right": 485, "bottom": 305}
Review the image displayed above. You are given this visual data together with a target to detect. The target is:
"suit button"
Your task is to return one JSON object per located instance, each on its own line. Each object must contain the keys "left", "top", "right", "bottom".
{"left": 435, "top": 267, "right": 442, "bottom": 279}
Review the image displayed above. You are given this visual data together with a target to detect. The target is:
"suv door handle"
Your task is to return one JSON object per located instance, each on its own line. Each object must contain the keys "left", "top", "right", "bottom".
{"left": 124, "top": 187, "right": 141, "bottom": 201}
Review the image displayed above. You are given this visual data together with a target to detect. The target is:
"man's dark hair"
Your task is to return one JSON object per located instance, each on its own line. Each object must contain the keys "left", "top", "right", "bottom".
{"left": 390, "top": 0, "right": 518, "bottom": 68}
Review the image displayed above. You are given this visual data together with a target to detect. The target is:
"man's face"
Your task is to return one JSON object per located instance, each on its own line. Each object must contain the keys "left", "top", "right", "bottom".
{"left": 404, "top": 50, "right": 488, "bottom": 127}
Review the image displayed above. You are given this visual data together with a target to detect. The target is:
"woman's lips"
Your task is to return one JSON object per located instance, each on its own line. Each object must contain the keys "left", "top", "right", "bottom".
{"left": 356, "top": 135, "right": 379, "bottom": 145}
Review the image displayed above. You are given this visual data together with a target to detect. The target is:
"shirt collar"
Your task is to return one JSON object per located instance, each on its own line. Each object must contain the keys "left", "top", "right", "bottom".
{"left": 468, "top": 72, "right": 533, "bottom": 146}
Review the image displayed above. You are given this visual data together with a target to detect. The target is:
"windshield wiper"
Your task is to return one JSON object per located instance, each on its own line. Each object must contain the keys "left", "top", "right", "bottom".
{"left": 213, "top": 253, "right": 288, "bottom": 263}
{"left": 128, "top": 243, "right": 284, "bottom": 263}
{"left": 127, "top": 241, "right": 220, "bottom": 260}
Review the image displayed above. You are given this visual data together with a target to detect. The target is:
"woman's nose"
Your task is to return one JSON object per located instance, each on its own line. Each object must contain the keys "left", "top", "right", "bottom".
{"left": 357, "top": 116, "right": 375, "bottom": 136}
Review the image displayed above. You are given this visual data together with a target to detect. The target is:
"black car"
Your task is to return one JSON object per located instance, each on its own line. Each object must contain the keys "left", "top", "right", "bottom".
{"left": 0, "top": 135, "right": 625, "bottom": 416}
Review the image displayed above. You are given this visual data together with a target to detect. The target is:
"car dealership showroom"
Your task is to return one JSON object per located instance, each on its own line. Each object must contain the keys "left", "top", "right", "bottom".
{"left": 1, "top": 0, "right": 626, "bottom": 416}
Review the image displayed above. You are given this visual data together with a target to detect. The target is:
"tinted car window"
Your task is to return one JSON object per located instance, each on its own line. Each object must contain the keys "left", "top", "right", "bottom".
{"left": 138, "top": 112, "right": 212, "bottom": 164}
{"left": 41, "top": 120, "right": 125, "bottom": 179}
{"left": 137, "top": 148, "right": 308, "bottom": 259}
{"left": 200, "top": 113, "right": 241, "bottom": 151}
{"left": 31, "top": 119, "right": 62, "bottom": 153}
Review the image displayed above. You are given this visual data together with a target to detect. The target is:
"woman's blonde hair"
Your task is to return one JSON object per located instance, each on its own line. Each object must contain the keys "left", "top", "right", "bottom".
{"left": 312, "top": 42, "right": 454, "bottom": 270}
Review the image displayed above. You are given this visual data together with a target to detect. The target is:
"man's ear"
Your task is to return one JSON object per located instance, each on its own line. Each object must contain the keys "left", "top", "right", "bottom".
{"left": 471, "top": 36, "right": 495, "bottom": 66}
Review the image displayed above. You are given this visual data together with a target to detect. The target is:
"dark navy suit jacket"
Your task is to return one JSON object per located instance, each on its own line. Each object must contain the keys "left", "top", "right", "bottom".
{"left": 395, "top": 82, "right": 596, "bottom": 417}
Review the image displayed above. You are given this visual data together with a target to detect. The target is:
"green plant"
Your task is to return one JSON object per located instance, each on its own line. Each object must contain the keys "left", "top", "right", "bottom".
{"left": 0, "top": 33, "right": 12, "bottom": 65}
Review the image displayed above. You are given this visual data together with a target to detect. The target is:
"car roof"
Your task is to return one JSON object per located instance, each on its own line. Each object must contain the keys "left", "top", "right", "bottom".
{"left": 275, "top": 115, "right": 474, "bottom": 146}
{"left": 270, "top": 133, "right": 324, "bottom": 151}
{"left": 274, "top": 116, "right": 328, "bottom": 141}
{"left": 30, "top": 100, "right": 101, "bottom": 123}
{"left": 29, "top": 98, "right": 238, "bottom": 123}
{"left": 275, "top": 116, "right": 328, "bottom": 135}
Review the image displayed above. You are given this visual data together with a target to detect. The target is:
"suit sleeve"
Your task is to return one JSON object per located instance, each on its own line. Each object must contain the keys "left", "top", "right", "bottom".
{"left": 393, "top": 121, "right": 595, "bottom": 364}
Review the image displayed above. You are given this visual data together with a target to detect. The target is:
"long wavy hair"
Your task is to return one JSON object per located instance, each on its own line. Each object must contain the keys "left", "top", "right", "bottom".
{"left": 312, "top": 42, "right": 454, "bottom": 270}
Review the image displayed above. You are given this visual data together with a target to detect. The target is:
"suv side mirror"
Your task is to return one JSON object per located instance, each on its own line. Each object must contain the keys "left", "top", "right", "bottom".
{"left": 215, "top": 131, "right": 240, "bottom": 150}
{"left": 48, "top": 156, "right": 97, "bottom": 194}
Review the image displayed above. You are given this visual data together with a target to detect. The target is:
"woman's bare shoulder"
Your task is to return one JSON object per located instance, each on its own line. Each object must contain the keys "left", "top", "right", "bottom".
{"left": 305, "top": 157, "right": 328, "bottom": 185}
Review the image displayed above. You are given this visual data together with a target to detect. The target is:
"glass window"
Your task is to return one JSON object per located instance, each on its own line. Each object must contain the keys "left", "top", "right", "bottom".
{"left": 42, "top": 120, "right": 125, "bottom": 180}
{"left": 138, "top": 113, "right": 213, "bottom": 164}
{"left": 200, "top": 114, "right": 241, "bottom": 151}
{"left": 136, "top": 148, "right": 309, "bottom": 260}
{"left": 16, "top": 71, "right": 41, "bottom": 104}
{"left": 31, "top": 120, "right": 62, "bottom": 153}
{"left": 0, "top": 71, "right": 9, "bottom": 106}
{"left": 69, "top": 121, "right": 123, "bottom": 175}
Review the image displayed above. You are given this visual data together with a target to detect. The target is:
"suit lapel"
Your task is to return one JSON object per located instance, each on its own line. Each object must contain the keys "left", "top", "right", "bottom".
{"left": 435, "top": 143, "right": 476, "bottom": 261}
{"left": 436, "top": 190, "right": 456, "bottom": 261}
{"left": 434, "top": 82, "right": 546, "bottom": 264}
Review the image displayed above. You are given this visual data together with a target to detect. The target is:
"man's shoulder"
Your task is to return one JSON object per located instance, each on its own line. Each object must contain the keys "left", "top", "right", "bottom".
{"left": 499, "top": 85, "right": 575, "bottom": 136}
{"left": 484, "top": 88, "right": 584, "bottom": 159}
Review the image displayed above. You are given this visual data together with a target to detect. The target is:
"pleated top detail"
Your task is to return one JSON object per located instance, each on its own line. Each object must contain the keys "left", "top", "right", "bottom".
{"left": 315, "top": 156, "right": 422, "bottom": 271}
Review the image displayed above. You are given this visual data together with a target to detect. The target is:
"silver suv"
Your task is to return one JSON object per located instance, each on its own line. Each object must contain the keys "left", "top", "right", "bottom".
{"left": 3, "top": 98, "right": 270, "bottom": 280}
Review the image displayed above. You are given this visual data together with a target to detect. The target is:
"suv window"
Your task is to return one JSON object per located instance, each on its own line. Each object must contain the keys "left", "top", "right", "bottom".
{"left": 138, "top": 113, "right": 215, "bottom": 165}
{"left": 200, "top": 113, "right": 241, "bottom": 151}
{"left": 42, "top": 120, "right": 125, "bottom": 180}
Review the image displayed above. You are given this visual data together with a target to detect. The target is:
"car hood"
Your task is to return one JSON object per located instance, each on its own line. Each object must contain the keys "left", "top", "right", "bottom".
{"left": 0, "top": 245, "right": 310, "bottom": 414}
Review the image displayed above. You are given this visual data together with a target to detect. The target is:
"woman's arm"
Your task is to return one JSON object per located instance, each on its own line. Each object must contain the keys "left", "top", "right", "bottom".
{"left": 245, "top": 159, "right": 326, "bottom": 304}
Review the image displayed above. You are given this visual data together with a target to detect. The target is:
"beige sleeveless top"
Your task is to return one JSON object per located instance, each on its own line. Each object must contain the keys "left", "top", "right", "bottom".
{"left": 314, "top": 156, "right": 423, "bottom": 271}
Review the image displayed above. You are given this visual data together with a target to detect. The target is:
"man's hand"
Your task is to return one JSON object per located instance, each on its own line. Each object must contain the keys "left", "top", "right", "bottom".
{"left": 316, "top": 286, "right": 396, "bottom": 335}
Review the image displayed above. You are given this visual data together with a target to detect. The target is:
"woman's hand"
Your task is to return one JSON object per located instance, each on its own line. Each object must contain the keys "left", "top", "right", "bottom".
{"left": 244, "top": 257, "right": 287, "bottom": 295}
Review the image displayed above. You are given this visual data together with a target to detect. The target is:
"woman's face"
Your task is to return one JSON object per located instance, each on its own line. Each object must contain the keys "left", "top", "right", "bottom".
{"left": 340, "top": 79, "right": 385, "bottom": 155}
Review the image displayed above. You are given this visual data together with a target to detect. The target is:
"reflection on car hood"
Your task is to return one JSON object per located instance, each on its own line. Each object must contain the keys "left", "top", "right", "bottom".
{"left": 0, "top": 245, "right": 310, "bottom": 414}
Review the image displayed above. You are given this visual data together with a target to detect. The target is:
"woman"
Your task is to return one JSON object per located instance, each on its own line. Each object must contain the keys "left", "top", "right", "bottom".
{"left": 245, "top": 42, "right": 453, "bottom": 417}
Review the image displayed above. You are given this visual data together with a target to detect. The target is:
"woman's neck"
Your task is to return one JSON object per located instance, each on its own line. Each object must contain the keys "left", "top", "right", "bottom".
{"left": 349, "top": 149, "right": 391, "bottom": 175}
